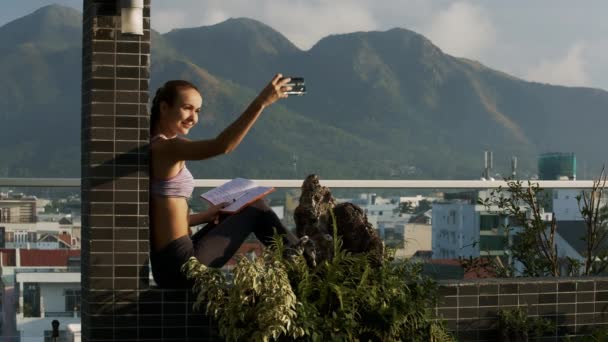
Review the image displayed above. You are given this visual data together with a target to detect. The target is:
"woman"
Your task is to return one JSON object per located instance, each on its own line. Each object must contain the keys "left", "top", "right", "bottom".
{"left": 149, "top": 74, "right": 298, "bottom": 288}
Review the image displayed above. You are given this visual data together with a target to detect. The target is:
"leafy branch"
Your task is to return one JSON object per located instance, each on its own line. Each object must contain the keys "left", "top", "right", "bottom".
{"left": 478, "top": 180, "right": 559, "bottom": 277}
{"left": 577, "top": 166, "right": 608, "bottom": 276}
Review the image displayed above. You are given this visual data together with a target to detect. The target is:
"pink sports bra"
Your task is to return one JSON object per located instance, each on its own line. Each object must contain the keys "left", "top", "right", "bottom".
{"left": 149, "top": 135, "right": 195, "bottom": 198}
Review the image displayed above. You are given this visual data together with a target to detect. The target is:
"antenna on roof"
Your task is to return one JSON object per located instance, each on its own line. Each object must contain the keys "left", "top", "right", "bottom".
{"left": 483, "top": 151, "right": 493, "bottom": 180}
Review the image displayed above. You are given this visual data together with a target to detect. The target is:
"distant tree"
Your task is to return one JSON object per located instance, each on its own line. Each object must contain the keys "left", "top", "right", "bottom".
{"left": 470, "top": 168, "right": 608, "bottom": 278}
{"left": 415, "top": 200, "right": 432, "bottom": 214}
{"left": 395, "top": 201, "right": 414, "bottom": 214}
{"left": 479, "top": 179, "right": 560, "bottom": 277}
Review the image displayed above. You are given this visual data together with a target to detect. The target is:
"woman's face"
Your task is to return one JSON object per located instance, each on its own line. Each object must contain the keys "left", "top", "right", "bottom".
{"left": 160, "top": 87, "right": 202, "bottom": 136}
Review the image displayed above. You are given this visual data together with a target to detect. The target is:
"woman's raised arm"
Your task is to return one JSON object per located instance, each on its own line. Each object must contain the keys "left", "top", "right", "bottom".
{"left": 154, "top": 74, "right": 292, "bottom": 162}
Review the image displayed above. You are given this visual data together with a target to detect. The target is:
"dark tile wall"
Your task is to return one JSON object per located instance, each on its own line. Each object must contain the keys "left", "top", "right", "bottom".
{"left": 82, "top": 2, "right": 220, "bottom": 341}
{"left": 436, "top": 277, "right": 608, "bottom": 341}
{"left": 81, "top": 0, "right": 153, "bottom": 340}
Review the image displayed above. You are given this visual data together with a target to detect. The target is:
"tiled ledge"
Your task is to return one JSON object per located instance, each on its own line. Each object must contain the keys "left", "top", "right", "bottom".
{"left": 138, "top": 288, "right": 221, "bottom": 342}
{"left": 83, "top": 277, "right": 608, "bottom": 342}
{"left": 83, "top": 278, "right": 608, "bottom": 341}
{"left": 85, "top": 287, "right": 222, "bottom": 342}
{"left": 436, "top": 277, "right": 608, "bottom": 341}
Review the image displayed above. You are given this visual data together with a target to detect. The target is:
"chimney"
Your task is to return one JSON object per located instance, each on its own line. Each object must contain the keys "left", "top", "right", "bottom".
{"left": 483, "top": 151, "right": 489, "bottom": 179}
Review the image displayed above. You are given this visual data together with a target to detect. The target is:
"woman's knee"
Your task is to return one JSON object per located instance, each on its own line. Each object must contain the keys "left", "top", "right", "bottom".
{"left": 249, "top": 198, "right": 270, "bottom": 211}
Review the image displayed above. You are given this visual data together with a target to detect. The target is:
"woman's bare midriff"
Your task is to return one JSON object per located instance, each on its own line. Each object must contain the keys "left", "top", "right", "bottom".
{"left": 150, "top": 194, "right": 190, "bottom": 252}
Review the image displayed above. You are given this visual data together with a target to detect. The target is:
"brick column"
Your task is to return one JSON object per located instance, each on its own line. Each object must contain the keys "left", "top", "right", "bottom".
{"left": 81, "top": 0, "right": 151, "bottom": 340}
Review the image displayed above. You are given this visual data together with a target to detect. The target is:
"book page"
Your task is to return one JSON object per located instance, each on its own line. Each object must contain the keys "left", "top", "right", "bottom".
{"left": 221, "top": 186, "right": 274, "bottom": 213}
{"left": 200, "top": 178, "right": 257, "bottom": 205}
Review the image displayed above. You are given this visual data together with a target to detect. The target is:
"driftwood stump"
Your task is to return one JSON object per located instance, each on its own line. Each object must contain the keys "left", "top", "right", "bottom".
{"left": 293, "top": 174, "right": 384, "bottom": 266}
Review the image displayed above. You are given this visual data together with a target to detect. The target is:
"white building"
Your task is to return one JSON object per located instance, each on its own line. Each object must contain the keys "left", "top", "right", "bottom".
{"left": 396, "top": 195, "right": 426, "bottom": 207}
{"left": 15, "top": 268, "right": 80, "bottom": 342}
{"left": 552, "top": 189, "right": 583, "bottom": 221}
{"left": 432, "top": 202, "right": 482, "bottom": 259}
{"left": 432, "top": 201, "right": 559, "bottom": 259}
{"left": 357, "top": 194, "right": 408, "bottom": 243}
{"left": 553, "top": 189, "right": 608, "bottom": 221}
{"left": 551, "top": 189, "right": 608, "bottom": 272}
{"left": 67, "top": 323, "right": 81, "bottom": 342}
{"left": 0, "top": 220, "right": 80, "bottom": 249}
{"left": 0, "top": 249, "right": 81, "bottom": 341}
{"left": 433, "top": 199, "right": 587, "bottom": 276}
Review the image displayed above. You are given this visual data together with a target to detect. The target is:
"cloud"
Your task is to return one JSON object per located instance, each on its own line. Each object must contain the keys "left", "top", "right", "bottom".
{"left": 150, "top": 1, "right": 450, "bottom": 51}
{"left": 525, "top": 43, "right": 590, "bottom": 87}
{"left": 152, "top": 0, "right": 378, "bottom": 50}
{"left": 200, "top": 9, "right": 229, "bottom": 26}
{"left": 424, "top": 2, "right": 496, "bottom": 59}
{"left": 152, "top": 9, "right": 188, "bottom": 33}
{"left": 258, "top": 1, "right": 377, "bottom": 50}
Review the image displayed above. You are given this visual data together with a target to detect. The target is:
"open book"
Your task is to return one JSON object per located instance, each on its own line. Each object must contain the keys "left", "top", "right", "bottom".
{"left": 200, "top": 178, "right": 275, "bottom": 214}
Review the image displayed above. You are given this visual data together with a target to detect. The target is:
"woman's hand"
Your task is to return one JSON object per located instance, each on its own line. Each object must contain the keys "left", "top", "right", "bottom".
{"left": 255, "top": 74, "right": 293, "bottom": 108}
{"left": 206, "top": 202, "right": 230, "bottom": 224}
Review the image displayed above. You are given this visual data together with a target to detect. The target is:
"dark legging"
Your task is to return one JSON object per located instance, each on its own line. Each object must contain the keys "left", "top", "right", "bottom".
{"left": 150, "top": 206, "right": 293, "bottom": 288}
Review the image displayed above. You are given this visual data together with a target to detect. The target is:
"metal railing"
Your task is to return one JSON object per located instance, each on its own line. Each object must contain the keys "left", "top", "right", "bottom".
{"left": 0, "top": 178, "right": 597, "bottom": 189}
{"left": 43, "top": 311, "right": 79, "bottom": 318}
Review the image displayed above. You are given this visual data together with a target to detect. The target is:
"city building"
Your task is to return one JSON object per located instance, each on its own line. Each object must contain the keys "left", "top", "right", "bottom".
{"left": 0, "top": 194, "right": 37, "bottom": 224}
{"left": 553, "top": 189, "right": 583, "bottom": 221}
{"left": 432, "top": 201, "right": 482, "bottom": 260}
{"left": 551, "top": 188, "right": 608, "bottom": 272}
{"left": 395, "top": 195, "right": 427, "bottom": 208}
{"left": 432, "top": 200, "right": 533, "bottom": 260}
{"left": 15, "top": 267, "right": 80, "bottom": 341}
{"left": 0, "top": 221, "right": 80, "bottom": 250}
{"left": 0, "top": 250, "right": 81, "bottom": 341}
{"left": 538, "top": 152, "right": 576, "bottom": 180}
{"left": 432, "top": 198, "right": 590, "bottom": 276}
{"left": 400, "top": 222, "right": 432, "bottom": 258}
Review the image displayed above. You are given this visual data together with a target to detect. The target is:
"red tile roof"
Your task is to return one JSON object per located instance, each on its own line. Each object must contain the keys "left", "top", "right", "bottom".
{"left": 20, "top": 249, "right": 80, "bottom": 267}
{"left": 0, "top": 249, "right": 16, "bottom": 266}
{"left": 427, "top": 258, "right": 497, "bottom": 279}
{"left": 58, "top": 233, "right": 72, "bottom": 246}
{"left": 0, "top": 249, "right": 81, "bottom": 267}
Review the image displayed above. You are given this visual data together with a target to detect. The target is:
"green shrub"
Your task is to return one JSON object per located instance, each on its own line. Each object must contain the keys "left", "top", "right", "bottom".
{"left": 498, "top": 307, "right": 554, "bottom": 341}
{"left": 182, "top": 210, "right": 453, "bottom": 342}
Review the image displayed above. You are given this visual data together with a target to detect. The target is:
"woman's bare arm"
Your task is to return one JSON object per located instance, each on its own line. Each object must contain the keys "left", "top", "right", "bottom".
{"left": 188, "top": 202, "right": 228, "bottom": 226}
{"left": 153, "top": 75, "right": 291, "bottom": 162}
{"left": 188, "top": 211, "right": 215, "bottom": 226}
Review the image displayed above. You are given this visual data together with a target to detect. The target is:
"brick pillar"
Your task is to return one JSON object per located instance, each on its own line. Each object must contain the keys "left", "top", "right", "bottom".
{"left": 81, "top": 0, "right": 151, "bottom": 340}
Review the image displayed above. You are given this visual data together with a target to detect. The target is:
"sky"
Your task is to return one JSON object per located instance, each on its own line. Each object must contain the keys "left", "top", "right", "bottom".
{"left": 2, "top": 1, "right": 608, "bottom": 91}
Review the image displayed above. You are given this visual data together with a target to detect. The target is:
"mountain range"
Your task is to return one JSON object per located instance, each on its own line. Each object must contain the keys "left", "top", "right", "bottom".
{"left": 1, "top": 4, "right": 607, "bottom": 180}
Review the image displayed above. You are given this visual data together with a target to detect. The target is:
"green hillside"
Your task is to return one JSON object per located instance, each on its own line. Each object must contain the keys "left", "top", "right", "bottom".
{"left": 1, "top": 6, "right": 607, "bottom": 180}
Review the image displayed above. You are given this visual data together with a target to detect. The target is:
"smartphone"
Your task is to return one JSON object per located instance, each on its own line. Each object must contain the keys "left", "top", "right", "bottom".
{"left": 283, "top": 77, "right": 306, "bottom": 96}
